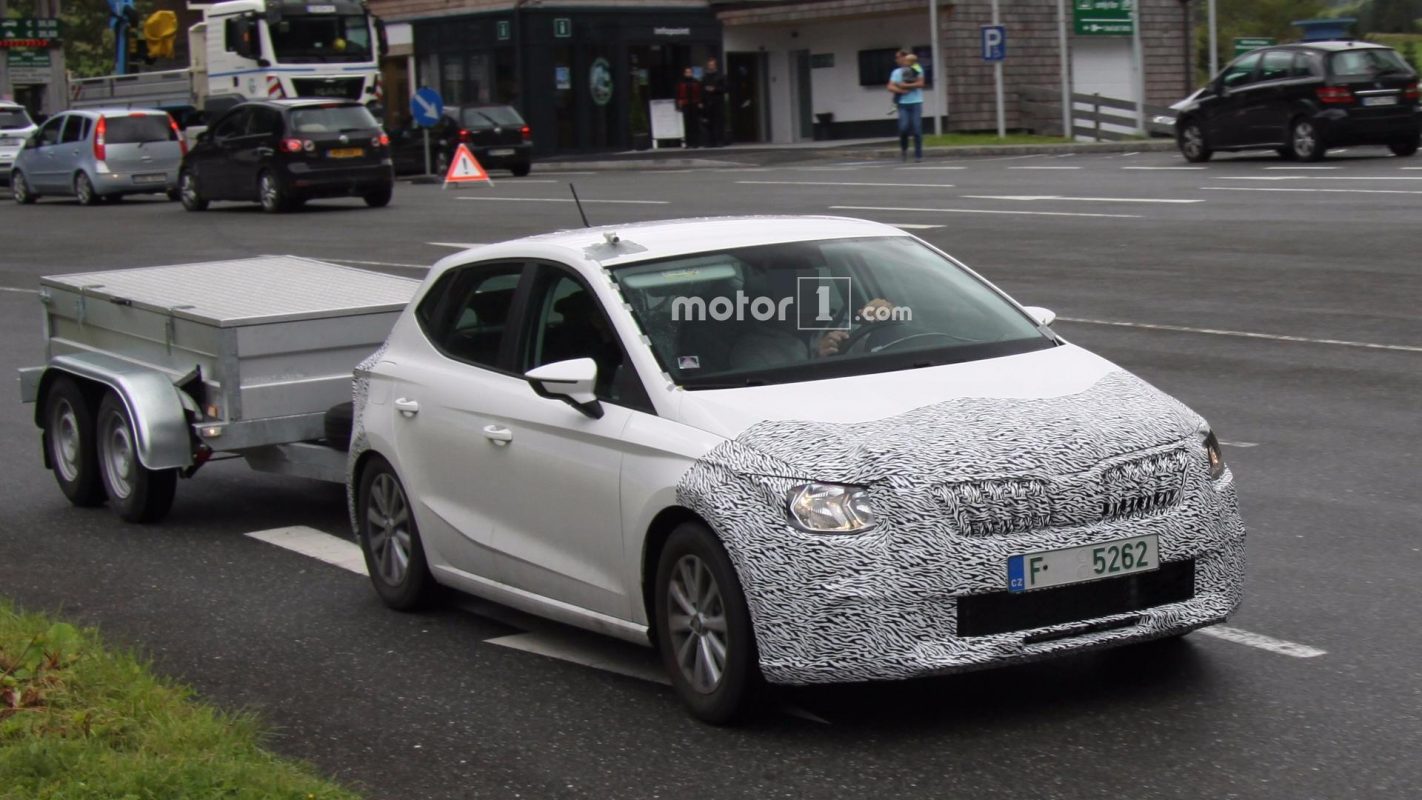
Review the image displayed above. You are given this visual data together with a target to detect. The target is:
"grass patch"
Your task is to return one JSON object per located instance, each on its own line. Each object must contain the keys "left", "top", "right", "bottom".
{"left": 920, "top": 133, "right": 1074, "bottom": 148}
{"left": 0, "top": 600, "right": 361, "bottom": 800}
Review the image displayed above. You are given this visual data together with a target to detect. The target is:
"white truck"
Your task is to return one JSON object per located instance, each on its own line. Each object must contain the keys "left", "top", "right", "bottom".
{"left": 69, "top": 0, "right": 386, "bottom": 121}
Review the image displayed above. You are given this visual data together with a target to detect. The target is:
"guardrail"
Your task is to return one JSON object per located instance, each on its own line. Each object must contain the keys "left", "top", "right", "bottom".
{"left": 1020, "top": 86, "right": 1176, "bottom": 141}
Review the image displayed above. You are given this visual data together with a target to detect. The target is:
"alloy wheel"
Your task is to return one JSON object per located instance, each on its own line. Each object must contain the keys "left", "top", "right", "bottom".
{"left": 1292, "top": 122, "right": 1317, "bottom": 159}
{"left": 181, "top": 173, "right": 199, "bottom": 205}
{"left": 12, "top": 173, "right": 31, "bottom": 203}
{"left": 366, "top": 472, "right": 412, "bottom": 586}
{"left": 666, "top": 554, "right": 729, "bottom": 694}
{"left": 76, "top": 173, "right": 96, "bottom": 205}
{"left": 260, "top": 173, "right": 280, "bottom": 211}
{"left": 1181, "top": 126, "right": 1203, "bottom": 159}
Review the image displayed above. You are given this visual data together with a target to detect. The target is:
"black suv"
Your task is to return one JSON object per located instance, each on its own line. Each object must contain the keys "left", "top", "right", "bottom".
{"left": 391, "top": 104, "right": 532, "bottom": 177}
{"left": 179, "top": 99, "right": 394, "bottom": 213}
{"left": 1174, "top": 41, "right": 1420, "bottom": 162}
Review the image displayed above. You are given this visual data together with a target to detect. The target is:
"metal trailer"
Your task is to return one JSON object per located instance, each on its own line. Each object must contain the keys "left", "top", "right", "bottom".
{"left": 17, "top": 256, "right": 419, "bottom": 523}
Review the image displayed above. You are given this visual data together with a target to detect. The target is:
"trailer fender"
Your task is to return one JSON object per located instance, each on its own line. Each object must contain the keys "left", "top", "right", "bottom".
{"left": 34, "top": 353, "right": 194, "bottom": 471}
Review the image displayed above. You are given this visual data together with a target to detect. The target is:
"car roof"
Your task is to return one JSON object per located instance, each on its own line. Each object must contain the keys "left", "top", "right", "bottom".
{"left": 243, "top": 99, "right": 365, "bottom": 111}
{"left": 432, "top": 216, "right": 915, "bottom": 276}
{"left": 1275, "top": 40, "right": 1395, "bottom": 53}
{"left": 59, "top": 108, "right": 170, "bottom": 117}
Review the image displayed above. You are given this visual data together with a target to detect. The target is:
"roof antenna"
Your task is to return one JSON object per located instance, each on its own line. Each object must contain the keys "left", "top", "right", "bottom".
{"left": 569, "top": 183, "right": 591, "bottom": 228}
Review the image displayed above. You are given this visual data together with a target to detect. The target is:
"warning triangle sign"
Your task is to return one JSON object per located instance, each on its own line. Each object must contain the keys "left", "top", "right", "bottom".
{"left": 443, "top": 143, "right": 493, "bottom": 187}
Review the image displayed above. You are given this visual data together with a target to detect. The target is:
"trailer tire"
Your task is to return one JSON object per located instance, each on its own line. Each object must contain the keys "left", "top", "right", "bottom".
{"left": 95, "top": 393, "right": 178, "bottom": 524}
{"left": 43, "top": 376, "right": 107, "bottom": 507}
{"left": 358, "top": 455, "right": 437, "bottom": 611}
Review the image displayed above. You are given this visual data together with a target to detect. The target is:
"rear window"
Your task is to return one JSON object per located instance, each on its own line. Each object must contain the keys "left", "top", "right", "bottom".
{"left": 1330, "top": 48, "right": 1412, "bottom": 77}
{"left": 458, "top": 106, "right": 524, "bottom": 130}
{"left": 0, "top": 109, "right": 33, "bottom": 130}
{"left": 288, "top": 104, "right": 380, "bottom": 134}
{"left": 104, "top": 115, "right": 177, "bottom": 144}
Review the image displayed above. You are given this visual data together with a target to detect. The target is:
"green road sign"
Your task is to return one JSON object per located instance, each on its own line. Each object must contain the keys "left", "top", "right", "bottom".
{"left": 1074, "top": 0, "right": 1133, "bottom": 36}
{"left": 1233, "top": 37, "right": 1276, "bottom": 57}
{"left": 0, "top": 18, "right": 63, "bottom": 43}
{"left": 554, "top": 18, "right": 572, "bottom": 39}
{"left": 7, "top": 50, "right": 51, "bottom": 67}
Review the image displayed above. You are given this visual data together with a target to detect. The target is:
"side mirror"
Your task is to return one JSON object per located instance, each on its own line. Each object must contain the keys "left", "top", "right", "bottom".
{"left": 525, "top": 358, "right": 603, "bottom": 419}
{"left": 1023, "top": 306, "right": 1056, "bottom": 327}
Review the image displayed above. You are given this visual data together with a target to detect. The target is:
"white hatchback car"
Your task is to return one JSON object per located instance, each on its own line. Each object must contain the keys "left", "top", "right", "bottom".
{"left": 350, "top": 217, "right": 1246, "bottom": 722}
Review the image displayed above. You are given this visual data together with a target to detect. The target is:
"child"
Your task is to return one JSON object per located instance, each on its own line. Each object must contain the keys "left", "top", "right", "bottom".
{"left": 888, "top": 53, "right": 925, "bottom": 114}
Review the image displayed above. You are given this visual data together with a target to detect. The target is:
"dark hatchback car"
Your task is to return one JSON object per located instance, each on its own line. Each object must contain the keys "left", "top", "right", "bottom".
{"left": 179, "top": 99, "right": 394, "bottom": 213}
{"left": 391, "top": 104, "right": 532, "bottom": 177}
{"left": 1175, "top": 41, "right": 1420, "bottom": 162}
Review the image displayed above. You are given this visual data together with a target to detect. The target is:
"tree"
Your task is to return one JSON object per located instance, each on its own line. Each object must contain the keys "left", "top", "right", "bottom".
{"left": 1196, "top": 0, "right": 1333, "bottom": 82}
{"left": 1357, "top": 0, "right": 1422, "bottom": 34}
{"left": 4, "top": 0, "right": 157, "bottom": 77}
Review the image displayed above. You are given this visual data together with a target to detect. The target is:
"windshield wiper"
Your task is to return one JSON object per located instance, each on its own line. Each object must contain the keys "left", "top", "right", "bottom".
{"left": 682, "top": 378, "right": 768, "bottom": 390}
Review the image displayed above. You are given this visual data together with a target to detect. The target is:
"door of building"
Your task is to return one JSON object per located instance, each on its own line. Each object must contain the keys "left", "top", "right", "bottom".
{"left": 789, "top": 49, "right": 813, "bottom": 141}
{"left": 727, "top": 51, "right": 766, "bottom": 143}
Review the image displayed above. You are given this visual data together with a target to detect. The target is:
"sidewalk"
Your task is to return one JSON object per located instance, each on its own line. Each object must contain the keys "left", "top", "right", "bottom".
{"left": 538, "top": 137, "right": 1177, "bottom": 171}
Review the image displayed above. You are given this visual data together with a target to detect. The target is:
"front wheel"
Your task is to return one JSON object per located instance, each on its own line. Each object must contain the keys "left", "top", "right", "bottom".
{"left": 358, "top": 456, "right": 436, "bottom": 610}
{"left": 654, "top": 522, "right": 760, "bottom": 724}
{"left": 1287, "top": 118, "right": 1326, "bottom": 162}
{"left": 95, "top": 393, "right": 177, "bottom": 523}
{"left": 179, "top": 170, "right": 208, "bottom": 211}
{"left": 510, "top": 162, "right": 532, "bottom": 177}
{"left": 44, "top": 376, "right": 106, "bottom": 507}
{"left": 1177, "top": 121, "right": 1212, "bottom": 163}
{"left": 258, "top": 170, "right": 289, "bottom": 213}
{"left": 1389, "top": 139, "right": 1419, "bottom": 157}
{"left": 12, "top": 171, "right": 37, "bottom": 204}
{"left": 75, "top": 172, "right": 100, "bottom": 206}
{"left": 363, "top": 186, "right": 393, "bottom": 207}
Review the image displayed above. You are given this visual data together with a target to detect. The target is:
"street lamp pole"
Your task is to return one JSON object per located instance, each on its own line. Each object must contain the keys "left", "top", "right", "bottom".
{"left": 991, "top": 0, "right": 1004, "bottom": 138}
{"left": 929, "top": 0, "right": 946, "bottom": 135}
{"left": 1207, "top": 0, "right": 1218, "bottom": 78}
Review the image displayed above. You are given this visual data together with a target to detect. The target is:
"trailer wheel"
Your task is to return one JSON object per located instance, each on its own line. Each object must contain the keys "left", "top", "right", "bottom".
{"left": 43, "top": 376, "right": 106, "bottom": 507}
{"left": 95, "top": 393, "right": 177, "bottom": 523}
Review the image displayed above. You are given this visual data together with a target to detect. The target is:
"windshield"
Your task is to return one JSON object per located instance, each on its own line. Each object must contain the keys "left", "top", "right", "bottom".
{"left": 458, "top": 106, "right": 524, "bottom": 130}
{"left": 289, "top": 104, "right": 380, "bottom": 133}
{"left": 1330, "top": 48, "right": 1412, "bottom": 77}
{"left": 269, "top": 13, "right": 372, "bottom": 63}
{"left": 104, "top": 115, "right": 177, "bottom": 144}
{"left": 610, "top": 236, "right": 1051, "bottom": 389}
{"left": 0, "top": 109, "right": 34, "bottom": 130}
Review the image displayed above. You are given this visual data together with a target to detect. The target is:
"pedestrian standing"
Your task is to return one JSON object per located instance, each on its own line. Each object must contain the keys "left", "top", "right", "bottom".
{"left": 676, "top": 67, "right": 703, "bottom": 148}
{"left": 886, "top": 50, "right": 925, "bottom": 162}
{"left": 701, "top": 57, "right": 728, "bottom": 147}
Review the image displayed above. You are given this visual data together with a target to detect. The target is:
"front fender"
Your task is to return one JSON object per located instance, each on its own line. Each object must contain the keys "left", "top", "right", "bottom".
{"left": 34, "top": 353, "right": 194, "bottom": 470}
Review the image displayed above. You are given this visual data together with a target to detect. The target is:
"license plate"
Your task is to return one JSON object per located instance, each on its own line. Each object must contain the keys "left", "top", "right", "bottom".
{"left": 328, "top": 148, "right": 364, "bottom": 159}
{"left": 133, "top": 173, "right": 167, "bottom": 184}
{"left": 489, "top": 148, "right": 515, "bottom": 156}
{"left": 1007, "top": 534, "right": 1158, "bottom": 593}
{"left": 1362, "top": 95, "right": 1398, "bottom": 107}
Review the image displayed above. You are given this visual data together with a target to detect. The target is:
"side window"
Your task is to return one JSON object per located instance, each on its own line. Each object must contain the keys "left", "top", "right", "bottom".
{"left": 212, "top": 109, "right": 248, "bottom": 139}
{"left": 1292, "top": 53, "right": 1316, "bottom": 78}
{"left": 1221, "top": 52, "right": 1261, "bottom": 88}
{"left": 1259, "top": 51, "right": 1294, "bottom": 82}
{"left": 521, "top": 267, "right": 652, "bottom": 411}
{"left": 36, "top": 116, "right": 64, "bottom": 146}
{"left": 416, "top": 263, "right": 525, "bottom": 369}
{"left": 247, "top": 108, "right": 279, "bottom": 137}
{"left": 60, "top": 115, "right": 85, "bottom": 144}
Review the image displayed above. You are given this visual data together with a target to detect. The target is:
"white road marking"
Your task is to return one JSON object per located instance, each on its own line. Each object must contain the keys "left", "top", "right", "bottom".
{"left": 1057, "top": 316, "right": 1422, "bottom": 353}
{"left": 1202, "top": 186, "right": 1422, "bottom": 196}
{"left": 963, "top": 194, "right": 1203, "bottom": 204}
{"left": 1197, "top": 626, "right": 1327, "bottom": 658}
{"left": 0, "top": 286, "right": 39, "bottom": 294}
{"left": 831, "top": 204, "right": 1142, "bottom": 219}
{"left": 1218, "top": 441, "right": 1259, "bottom": 448}
{"left": 323, "top": 257, "right": 429, "bottom": 270}
{"left": 1007, "top": 165, "right": 1082, "bottom": 170}
{"left": 792, "top": 166, "right": 865, "bottom": 171}
{"left": 894, "top": 223, "right": 946, "bottom": 229}
{"left": 1264, "top": 165, "right": 1338, "bottom": 170}
{"left": 529, "top": 170, "right": 596, "bottom": 176}
{"left": 1122, "top": 166, "right": 1206, "bottom": 170}
{"left": 1402, "top": 167, "right": 1422, "bottom": 170}
{"left": 738, "top": 180, "right": 953, "bottom": 188}
{"left": 427, "top": 241, "right": 487, "bottom": 249}
{"left": 1121, "top": 152, "right": 1139, "bottom": 156}
{"left": 896, "top": 165, "right": 967, "bottom": 170}
{"left": 246, "top": 526, "right": 368, "bottom": 576}
{"left": 457, "top": 197, "right": 669, "bottom": 205}
{"left": 1218, "top": 175, "right": 1422, "bottom": 181}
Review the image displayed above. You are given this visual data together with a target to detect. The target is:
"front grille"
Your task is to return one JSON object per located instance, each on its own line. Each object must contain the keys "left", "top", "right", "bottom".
{"left": 292, "top": 78, "right": 364, "bottom": 99}
{"left": 956, "top": 559, "right": 1196, "bottom": 637}
{"left": 939, "top": 478, "right": 1052, "bottom": 537}
{"left": 1099, "top": 449, "right": 1189, "bottom": 521}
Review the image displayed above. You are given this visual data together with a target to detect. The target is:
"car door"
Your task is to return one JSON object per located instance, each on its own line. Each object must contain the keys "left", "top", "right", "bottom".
{"left": 382, "top": 260, "right": 530, "bottom": 581}
{"left": 203, "top": 108, "right": 250, "bottom": 199}
{"left": 231, "top": 106, "right": 280, "bottom": 199}
{"left": 53, "top": 114, "right": 89, "bottom": 192}
{"left": 25, "top": 115, "right": 67, "bottom": 191}
{"left": 1244, "top": 49, "right": 1298, "bottom": 146}
{"left": 1206, "top": 51, "right": 1262, "bottom": 147}
{"left": 483, "top": 263, "right": 655, "bottom": 619}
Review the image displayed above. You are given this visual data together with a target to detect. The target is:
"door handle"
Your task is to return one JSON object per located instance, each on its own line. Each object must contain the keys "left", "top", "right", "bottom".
{"left": 482, "top": 425, "right": 512, "bottom": 446}
{"left": 257, "top": 147, "right": 274, "bottom": 156}
{"left": 393, "top": 397, "right": 420, "bottom": 416}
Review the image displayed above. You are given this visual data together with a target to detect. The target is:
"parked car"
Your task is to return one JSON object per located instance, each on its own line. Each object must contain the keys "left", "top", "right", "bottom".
{"left": 0, "top": 101, "right": 38, "bottom": 184}
{"left": 1174, "top": 41, "right": 1421, "bottom": 162}
{"left": 391, "top": 104, "right": 532, "bottom": 177}
{"left": 349, "top": 216, "right": 1247, "bottom": 723}
{"left": 10, "top": 108, "right": 184, "bottom": 204}
{"left": 178, "top": 99, "right": 393, "bottom": 213}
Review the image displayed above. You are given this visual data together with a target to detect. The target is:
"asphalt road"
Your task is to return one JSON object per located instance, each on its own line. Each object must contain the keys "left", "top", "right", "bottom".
{"left": 2, "top": 146, "right": 1420, "bottom": 799}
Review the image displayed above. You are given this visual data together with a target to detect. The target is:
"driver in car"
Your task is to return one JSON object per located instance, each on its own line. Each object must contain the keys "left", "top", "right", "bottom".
{"left": 728, "top": 263, "right": 897, "bottom": 370}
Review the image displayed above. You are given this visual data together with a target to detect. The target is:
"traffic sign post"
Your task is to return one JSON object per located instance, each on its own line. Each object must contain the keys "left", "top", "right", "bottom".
{"left": 1233, "top": 37, "right": 1276, "bottom": 57}
{"left": 1073, "top": 0, "right": 1132, "bottom": 36}
{"left": 981, "top": 22, "right": 1006, "bottom": 138}
{"left": 410, "top": 87, "right": 444, "bottom": 177}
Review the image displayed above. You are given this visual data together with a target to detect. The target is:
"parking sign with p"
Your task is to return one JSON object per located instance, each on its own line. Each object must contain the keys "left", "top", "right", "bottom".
{"left": 981, "top": 25, "right": 1006, "bottom": 62}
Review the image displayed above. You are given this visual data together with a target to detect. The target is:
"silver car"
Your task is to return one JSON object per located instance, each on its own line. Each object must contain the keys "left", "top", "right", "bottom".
{"left": 0, "top": 102, "right": 37, "bottom": 183}
{"left": 10, "top": 108, "right": 184, "bottom": 205}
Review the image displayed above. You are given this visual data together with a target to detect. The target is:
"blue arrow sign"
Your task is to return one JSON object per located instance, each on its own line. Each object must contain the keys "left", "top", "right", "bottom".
{"left": 981, "top": 25, "right": 1006, "bottom": 62}
{"left": 410, "top": 87, "right": 444, "bottom": 128}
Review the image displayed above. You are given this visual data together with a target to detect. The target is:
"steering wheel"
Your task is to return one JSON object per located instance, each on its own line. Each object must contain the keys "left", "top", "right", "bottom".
{"left": 835, "top": 319, "right": 914, "bottom": 355}
{"left": 869, "top": 331, "right": 978, "bottom": 353}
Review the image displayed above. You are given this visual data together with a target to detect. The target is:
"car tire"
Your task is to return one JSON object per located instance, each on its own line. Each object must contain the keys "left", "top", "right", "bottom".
{"left": 166, "top": 187, "right": 181, "bottom": 202}
{"left": 258, "top": 170, "right": 289, "bottom": 213}
{"left": 358, "top": 455, "right": 437, "bottom": 611}
{"left": 1177, "top": 120, "right": 1212, "bottom": 163}
{"left": 434, "top": 149, "right": 450, "bottom": 176}
{"left": 75, "top": 172, "right": 100, "bottom": 206}
{"left": 179, "top": 170, "right": 208, "bottom": 211}
{"left": 654, "top": 521, "right": 761, "bottom": 724}
{"left": 95, "top": 392, "right": 178, "bottom": 523}
{"left": 1388, "top": 139, "right": 1419, "bottom": 157}
{"left": 363, "top": 186, "right": 393, "bottom": 207}
{"left": 1287, "top": 117, "right": 1326, "bottom": 162}
{"left": 43, "top": 376, "right": 106, "bottom": 507}
{"left": 12, "top": 171, "right": 37, "bottom": 204}
{"left": 511, "top": 162, "right": 532, "bottom": 177}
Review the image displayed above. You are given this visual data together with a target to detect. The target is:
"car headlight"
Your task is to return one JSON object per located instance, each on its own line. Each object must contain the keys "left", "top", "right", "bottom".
{"left": 1200, "top": 428, "right": 1226, "bottom": 480}
{"left": 786, "top": 482, "right": 876, "bottom": 533}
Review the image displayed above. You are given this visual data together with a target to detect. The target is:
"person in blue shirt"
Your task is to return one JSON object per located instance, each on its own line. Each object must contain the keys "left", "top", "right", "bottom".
{"left": 887, "top": 50, "right": 926, "bottom": 162}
